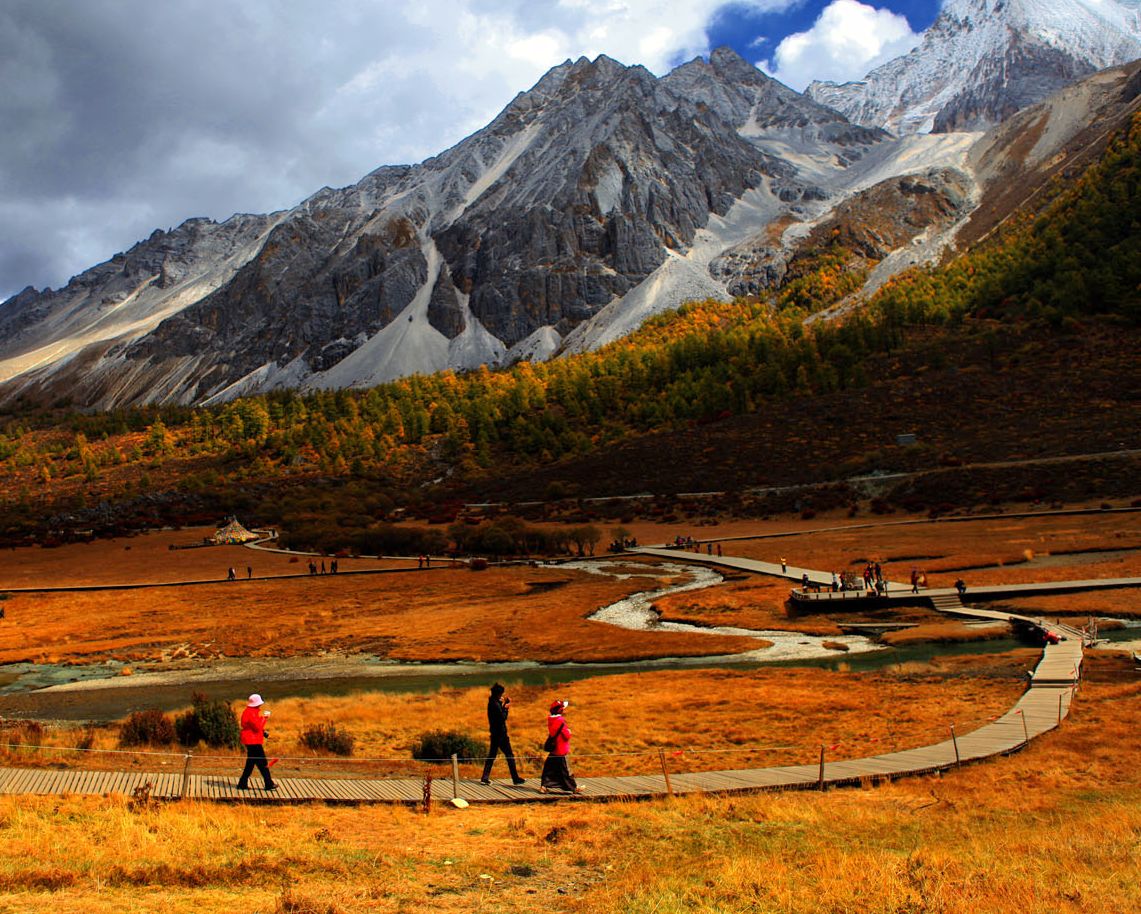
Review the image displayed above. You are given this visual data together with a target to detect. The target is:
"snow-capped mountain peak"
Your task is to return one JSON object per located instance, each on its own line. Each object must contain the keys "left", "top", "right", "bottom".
{"left": 807, "top": 0, "right": 1141, "bottom": 134}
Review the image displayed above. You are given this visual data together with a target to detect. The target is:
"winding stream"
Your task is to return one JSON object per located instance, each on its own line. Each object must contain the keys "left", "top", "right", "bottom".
{"left": 2, "top": 559, "right": 1134, "bottom": 722}
{"left": 0, "top": 560, "right": 884, "bottom": 720}
{"left": 579, "top": 560, "right": 882, "bottom": 661}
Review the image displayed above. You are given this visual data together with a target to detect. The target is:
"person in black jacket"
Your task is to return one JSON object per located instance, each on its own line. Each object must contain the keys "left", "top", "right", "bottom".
{"left": 480, "top": 683, "right": 524, "bottom": 785}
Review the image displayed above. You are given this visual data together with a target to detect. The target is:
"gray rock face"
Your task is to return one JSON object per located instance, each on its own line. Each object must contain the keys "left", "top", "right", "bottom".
{"left": 431, "top": 54, "right": 774, "bottom": 343}
{"left": 931, "top": 37, "right": 1098, "bottom": 133}
{"left": 711, "top": 168, "right": 974, "bottom": 297}
{"left": 7, "top": 48, "right": 872, "bottom": 407}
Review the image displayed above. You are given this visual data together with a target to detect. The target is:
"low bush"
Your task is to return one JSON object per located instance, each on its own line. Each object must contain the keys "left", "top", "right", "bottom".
{"left": 1, "top": 719, "right": 45, "bottom": 751}
{"left": 174, "top": 691, "right": 239, "bottom": 748}
{"left": 119, "top": 709, "right": 175, "bottom": 747}
{"left": 300, "top": 722, "right": 355, "bottom": 756}
{"left": 411, "top": 729, "right": 483, "bottom": 762}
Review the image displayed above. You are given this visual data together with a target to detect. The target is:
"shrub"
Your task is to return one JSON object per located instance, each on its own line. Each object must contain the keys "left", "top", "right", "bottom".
{"left": 174, "top": 691, "right": 239, "bottom": 748}
{"left": 411, "top": 729, "right": 483, "bottom": 762}
{"left": 1, "top": 719, "right": 45, "bottom": 751}
{"left": 119, "top": 709, "right": 175, "bottom": 747}
{"left": 300, "top": 722, "right": 355, "bottom": 756}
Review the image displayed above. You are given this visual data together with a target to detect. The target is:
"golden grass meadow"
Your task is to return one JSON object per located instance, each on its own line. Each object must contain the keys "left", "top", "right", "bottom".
{"left": 0, "top": 507, "right": 1138, "bottom": 912}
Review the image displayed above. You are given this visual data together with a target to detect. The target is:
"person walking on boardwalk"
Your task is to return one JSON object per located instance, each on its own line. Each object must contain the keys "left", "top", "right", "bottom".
{"left": 540, "top": 699, "right": 581, "bottom": 794}
{"left": 480, "top": 683, "right": 524, "bottom": 786}
{"left": 237, "top": 693, "right": 277, "bottom": 791}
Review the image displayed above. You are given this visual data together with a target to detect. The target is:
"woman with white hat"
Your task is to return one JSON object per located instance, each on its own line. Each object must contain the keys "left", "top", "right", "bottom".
{"left": 236, "top": 693, "right": 277, "bottom": 791}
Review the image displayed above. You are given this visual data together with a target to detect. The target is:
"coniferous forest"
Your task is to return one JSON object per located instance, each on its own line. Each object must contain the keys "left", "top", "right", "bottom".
{"left": 1, "top": 115, "right": 1138, "bottom": 550}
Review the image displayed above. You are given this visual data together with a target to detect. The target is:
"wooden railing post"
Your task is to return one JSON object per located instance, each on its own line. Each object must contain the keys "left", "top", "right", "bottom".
{"left": 1019, "top": 710, "right": 1029, "bottom": 744}
{"left": 451, "top": 754, "right": 460, "bottom": 799}
{"left": 1058, "top": 692, "right": 1064, "bottom": 725}
{"left": 180, "top": 751, "right": 193, "bottom": 800}
{"left": 817, "top": 745, "right": 826, "bottom": 790}
{"left": 422, "top": 773, "right": 433, "bottom": 814}
{"left": 657, "top": 749, "right": 674, "bottom": 798}
{"left": 950, "top": 725, "right": 961, "bottom": 768}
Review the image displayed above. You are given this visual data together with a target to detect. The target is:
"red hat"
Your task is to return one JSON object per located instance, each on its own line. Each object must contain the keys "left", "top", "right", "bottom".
{"left": 549, "top": 699, "right": 568, "bottom": 714}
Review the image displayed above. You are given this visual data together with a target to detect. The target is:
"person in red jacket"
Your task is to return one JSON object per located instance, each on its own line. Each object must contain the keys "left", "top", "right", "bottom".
{"left": 540, "top": 699, "right": 581, "bottom": 794}
{"left": 236, "top": 693, "right": 277, "bottom": 791}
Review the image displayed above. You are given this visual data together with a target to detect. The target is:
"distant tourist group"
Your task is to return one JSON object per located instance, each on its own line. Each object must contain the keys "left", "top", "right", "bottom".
{"left": 797, "top": 561, "right": 966, "bottom": 598}
{"left": 607, "top": 536, "right": 639, "bottom": 553}
{"left": 670, "top": 535, "right": 721, "bottom": 557}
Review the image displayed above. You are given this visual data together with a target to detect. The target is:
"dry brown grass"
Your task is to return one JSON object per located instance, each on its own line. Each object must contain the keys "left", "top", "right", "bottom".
{"left": 1, "top": 510, "right": 1138, "bottom": 911}
{"left": 0, "top": 558, "right": 759, "bottom": 665}
{"left": 880, "top": 621, "right": 1011, "bottom": 646}
{"left": 634, "top": 509, "right": 1141, "bottom": 626}
{"left": 0, "top": 668, "right": 1135, "bottom": 914}
{"left": 3, "top": 657, "right": 1033, "bottom": 781}
{"left": 677, "top": 510, "right": 1141, "bottom": 586}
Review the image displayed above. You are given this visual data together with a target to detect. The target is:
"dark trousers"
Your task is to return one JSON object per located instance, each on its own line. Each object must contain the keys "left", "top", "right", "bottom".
{"left": 481, "top": 732, "right": 520, "bottom": 781}
{"left": 238, "top": 743, "right": 274, "bottom": 788}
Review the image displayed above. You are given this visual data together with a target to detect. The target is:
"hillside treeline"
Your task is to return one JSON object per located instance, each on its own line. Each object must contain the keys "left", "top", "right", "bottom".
{"left": 2, "top": 114, "right": 1138, "bottom": 504}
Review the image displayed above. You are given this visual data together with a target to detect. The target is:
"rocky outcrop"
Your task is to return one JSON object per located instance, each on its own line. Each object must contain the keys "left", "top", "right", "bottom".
{"left": 8, "top": 34, "right": 1125, "bottom": 408}
{"left": 7, "top": 49, "right": 863, "bottom": 406}
{"left": 712, "top": 168, "right": 974, "bottom": 297}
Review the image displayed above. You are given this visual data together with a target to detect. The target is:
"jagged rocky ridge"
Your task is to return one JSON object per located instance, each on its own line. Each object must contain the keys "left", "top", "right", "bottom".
{"left": 0, "top": 49, "right": 890, "bottom": 407}
{"left": 807, "top": 0, "right": 1141, "bottom": 135}
{"left": 1, "top": 39, "right": 1137, "bottom": 409}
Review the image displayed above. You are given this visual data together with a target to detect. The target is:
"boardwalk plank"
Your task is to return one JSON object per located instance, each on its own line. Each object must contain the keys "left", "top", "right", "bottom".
{"left": 8, "top": 768, "right": 41, "bottom": 793}
{"left": 27, "top": 770, "right": 57, "bottom": 795}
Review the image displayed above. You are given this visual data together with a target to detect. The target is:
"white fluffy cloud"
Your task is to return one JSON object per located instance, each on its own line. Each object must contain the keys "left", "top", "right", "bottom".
{"left": 760, "top": 0, "right": 921, "bottom": 90}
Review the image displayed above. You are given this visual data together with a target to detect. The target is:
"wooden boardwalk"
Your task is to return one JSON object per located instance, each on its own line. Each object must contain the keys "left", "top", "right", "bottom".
{"left": 0, "top": 551, "right": 1098, "bottom": 806}
{"left": 0, "top": 645, "right": 1079, "bottom": 804}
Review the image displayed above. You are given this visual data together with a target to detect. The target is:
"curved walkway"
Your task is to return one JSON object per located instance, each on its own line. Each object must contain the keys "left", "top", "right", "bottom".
{"left": 0, "top": 550, "right": 1109, "bottom": 805}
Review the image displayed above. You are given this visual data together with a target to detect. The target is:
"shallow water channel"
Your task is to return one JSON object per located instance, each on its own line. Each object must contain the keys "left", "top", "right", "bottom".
{"left": 0, "top": 561, "right": 1134, "bottom": 722}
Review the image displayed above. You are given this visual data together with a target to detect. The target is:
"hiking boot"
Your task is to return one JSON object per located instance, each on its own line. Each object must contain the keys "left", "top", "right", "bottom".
{"left": 265, "top": 783, "right": 278, "bottom": 790}
{"left": 479, "top": 778, "right": 491, "bottom": 785}
{"left": 512, "top": 778, "right": 526, "bottom": 785}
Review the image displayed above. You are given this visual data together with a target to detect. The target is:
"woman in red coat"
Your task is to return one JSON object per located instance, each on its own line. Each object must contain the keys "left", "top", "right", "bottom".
{"left": 237, "top": 693, "right": 277, "bottom": 791}
{"left": 540, "top": 699, "right": 581, "bottom": 794}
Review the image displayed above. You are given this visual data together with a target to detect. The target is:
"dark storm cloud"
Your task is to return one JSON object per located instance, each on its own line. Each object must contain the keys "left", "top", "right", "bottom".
{"left": 0, "top": 1, "right": 457, "bottom": 298}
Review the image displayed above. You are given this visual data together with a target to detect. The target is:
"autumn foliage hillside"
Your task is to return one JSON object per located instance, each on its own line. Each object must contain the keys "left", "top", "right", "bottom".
{"left": 1, "top": 115, "right": 1138, "bottom": 541}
